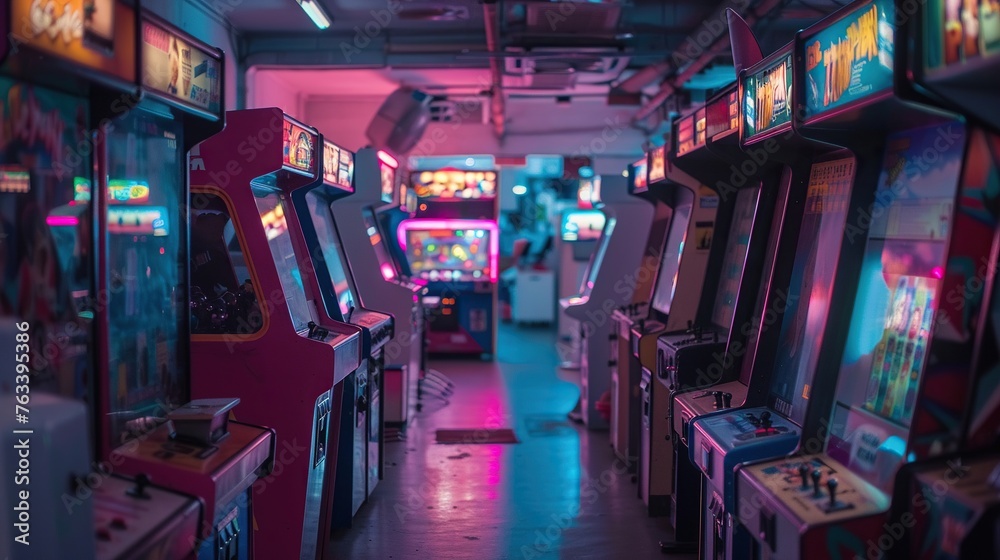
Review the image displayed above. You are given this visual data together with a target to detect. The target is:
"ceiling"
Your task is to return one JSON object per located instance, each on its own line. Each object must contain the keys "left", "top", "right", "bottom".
{"left": 230, "top": 0, "right": 848, "bottom": 141}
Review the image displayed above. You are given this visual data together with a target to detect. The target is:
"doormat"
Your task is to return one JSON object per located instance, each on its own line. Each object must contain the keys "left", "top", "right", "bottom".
{"left": 435, "top": 428, "right": 520, "bottom": 444}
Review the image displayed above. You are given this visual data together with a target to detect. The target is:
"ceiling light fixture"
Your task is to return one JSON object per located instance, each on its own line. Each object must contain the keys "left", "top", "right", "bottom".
{"left": 297, "top": 0, "right": 331, "bottom": 29}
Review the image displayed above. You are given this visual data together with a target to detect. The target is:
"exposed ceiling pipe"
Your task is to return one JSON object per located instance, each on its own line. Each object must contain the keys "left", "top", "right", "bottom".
{"left": 631, "top": 0, "right": 787, "bottom": 124}
{"left": 483, "top": 2, "right": 505, "bottom": 139}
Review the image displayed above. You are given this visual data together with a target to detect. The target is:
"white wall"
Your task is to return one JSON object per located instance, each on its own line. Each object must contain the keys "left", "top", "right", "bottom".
{"left": 142, "top": 0, "right": 239, "bottom": 111}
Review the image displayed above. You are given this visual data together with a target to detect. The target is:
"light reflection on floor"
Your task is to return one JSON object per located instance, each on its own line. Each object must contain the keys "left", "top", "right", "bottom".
{"left": 326, "top": 322, "right": 693, "bottom": 559}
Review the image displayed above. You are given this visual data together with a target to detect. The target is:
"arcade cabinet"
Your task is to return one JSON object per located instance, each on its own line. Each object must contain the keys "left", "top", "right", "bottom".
{"left": 330, "top": 147, "right": 425, "bottom": 430}
{"left": 734, "top": 1, "right": 1000, "bottom": 557}
{"left": 645, "top": 86, "right": 781, "bottom": 552}
{"left": 289, "top": 139, "right": 395, "bottom": 529}
{"left": 188, "top": 108, "right": 364, "bottom": 560}
{"left": 559, "top": 174, "right": 655, "bottom": 430}
{"left": 555, "top": 206, "right": 605, "bottom": 367}
{"left": 404, "top": 168, "right": 500, "bottom": 358}
{"left": 1, "top": 5, "right": 276, "bottom": 558}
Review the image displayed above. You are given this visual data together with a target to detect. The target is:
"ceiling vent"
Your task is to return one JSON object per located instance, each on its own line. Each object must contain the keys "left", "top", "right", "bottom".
{"left": 428, "top": 96, "right": 487, "bottom": 124}
{"left": 524, "top": 2, "right": 621, "bottom": 37}
{"left": 503, "top": 48, "right": 628, "bottom": 88}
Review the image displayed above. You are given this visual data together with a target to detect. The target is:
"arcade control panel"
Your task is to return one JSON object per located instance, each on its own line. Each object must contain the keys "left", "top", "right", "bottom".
{"left": 656, "top": 323, "right": 726, "bottom": 393}
{"left": 735, "top": 454, "right": 888, "bottom": 558}
{"left": 689, "top": 408, "right": 800, "bottom": 507}
{"left": 94, "top": 475, "right": 202, "bottom": 560}
{"left": 673, "top": 380, "right": 749, "bottom": 445}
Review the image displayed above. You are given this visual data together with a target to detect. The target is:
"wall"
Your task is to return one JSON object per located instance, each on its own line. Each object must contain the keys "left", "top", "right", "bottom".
{"left": 142, "top": 0, "right": 239, "bottom": 111}
{"left": 246, "top": 69, "right": 306, "bottom": 121}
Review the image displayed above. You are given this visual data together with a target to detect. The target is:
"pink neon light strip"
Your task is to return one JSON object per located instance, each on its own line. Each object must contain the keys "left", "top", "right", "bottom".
{"left": 378, "top": 150, "right": 398, "bottom": 168}
{"left": 46, "top": 215, "right": 79, "bottom": 226}
{"left": 396, "top": 218, "right": 500, "bottom": 282}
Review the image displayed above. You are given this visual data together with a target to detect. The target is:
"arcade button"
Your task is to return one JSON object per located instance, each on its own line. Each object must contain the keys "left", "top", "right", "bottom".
{"left": 96, "top": 528, "right": 112, "bottom": 541}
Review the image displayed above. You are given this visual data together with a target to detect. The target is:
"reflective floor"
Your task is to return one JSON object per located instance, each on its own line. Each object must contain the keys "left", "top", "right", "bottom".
{"left": 327, "top": 322, "right": 695, "bottom": 559}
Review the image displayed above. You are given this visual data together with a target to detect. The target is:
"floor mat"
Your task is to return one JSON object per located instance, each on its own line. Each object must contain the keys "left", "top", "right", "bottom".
{"left": 435, "top": 428, "right": 520, "bottom": 444}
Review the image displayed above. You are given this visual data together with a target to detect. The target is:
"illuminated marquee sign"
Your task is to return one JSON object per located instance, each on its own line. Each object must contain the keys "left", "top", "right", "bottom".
{"left": 632, "top": 158, "right": 648, "bottom": 191}
{"left": 803, "top": 0, "right": 894, "bottom": 118}
{"left": 142, "top": 19, "right": 222, "bottom": 114}
{"left": 676, "top": 115, "right": 696, "bottom": 157}
{"left": 0, "top": 168, "right": 31, "bottom": 194}
{"left": 322, "top": 141, "right": 354, "bottom": 192}
{"left": 411, "top": 170, "right": 497, "bottom": 199}
{"left": 706, "top": 89, "right": 740, "bottom": 138}
{"left": 108, "top": 179, "right": 150, "bottom": 204}
{"left": 695, "top": 108, "right": 707, "bottom": 147}
{"left": 282, "top": 118, "right": 316, "bottom": 173}
{"left": 923, "top": 0, "right": 1000, "bottom": 71}
{"left": 108, "top": 206, "right": 169, "bottom": 236}
{"left": 648, "top": 146, "right": 666, "bottom": 183}
{"left": 742, "top": 53, "right": 793, "bottom": 139}
{"left": 10, "top": 0, "right": 135, "bottom": 82}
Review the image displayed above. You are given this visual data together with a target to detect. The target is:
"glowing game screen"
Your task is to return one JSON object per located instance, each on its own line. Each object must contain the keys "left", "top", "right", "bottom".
{"left": 381, "top": 161, "right": 395, "bottom": 204}
{"left": 711, "top": 187, "right": 760, "bottom": 330}
{"left": 404, "top": 227, "right": 494, "bottom": 282}
{"left": 742, "top": 53, "right": 793, "bottom": 139}
{"left": 826, "top": 124, "right": 965, "bottom": 491}
{"left": 363, "top": 208, "right": 399, "bottom": 282}
{"left": 768, "top": 157, "right": 855, "bottom": 427}
{"left": 282, "top": 118, "right": 316, "bottom": 173}
{"left": 581, "top": 218, "right": 615, "bottom": 297}
{"left": 411, "top": 170, "right": 497, "bottom": 199}
{"left": 305, "top": 191, "right": 357, "bottom": 320}
{"left": 561, "top": 210, "right": 606, "bottom": 242}
{"left": 254, "top": 186, "right": 314, "bottom": 332}
{"left": 651, "top": 204, "right": 691, "bottom": 315}
{"left": 632, "top": 158, "right": 648, "bottom": 191}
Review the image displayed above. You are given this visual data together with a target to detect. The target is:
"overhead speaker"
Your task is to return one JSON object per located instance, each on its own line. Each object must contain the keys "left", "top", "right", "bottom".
{"left": 366, "top": 87, "right": 432, "bottom": 154}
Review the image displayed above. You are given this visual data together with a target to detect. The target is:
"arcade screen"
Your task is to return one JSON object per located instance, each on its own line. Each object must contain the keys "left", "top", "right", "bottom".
{"left": 651, "top": 204, "right": 691, "bottom": 315}
{"left": 104, "top": 108, "right": 188, "bottom": 448}
{"left": 305, "top": 191, "right": 357, "bottom": 320}
{"left": 561, "top": 210, "right": 606, "bottom": 242}
{"left": 411, "top": 170, "right": 497, "bottom": 199}
{"left": 1, "top": 79, "right": 95, "bottom": 423}
{"left": 380, "top": 160, "right": 395, "bottom": 204}
{"left": 743, "top": 53, "right": 792, "bottom": 138}
{"left": 711, "top": 187, "right": 761, "bottom": 330}
{"left": 582, "top": 217, "right": 616, "bottom": 296}
{"left": 632, "top": 158, "right": 648, "bottom": 191}
{"left": 826, "top": 125, "right": 964, "bottom": 490}
{"left": 923, "top": 0, "right": 1000, "bottom": 71}
{"left": 768, "top": 157, "right": 855, "bottom": 426}
{"left": 405, "top": 228, "right": 492, "bottom": 282}
{"left": 282, "top": 119, "right": 315, "bottom": 173}
{"left": 363, "top": 208, "right": 399, "bottom": 282}
{"left": 253, "top": 186, "right": 315, "bottom": 332}
{"left": 323, "top": 140, "right": 354, "bottom": 191}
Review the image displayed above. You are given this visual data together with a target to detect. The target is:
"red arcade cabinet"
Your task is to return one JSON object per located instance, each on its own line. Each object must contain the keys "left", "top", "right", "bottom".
{"left": 187, "top": 108, "right": 363, "bottom": 559}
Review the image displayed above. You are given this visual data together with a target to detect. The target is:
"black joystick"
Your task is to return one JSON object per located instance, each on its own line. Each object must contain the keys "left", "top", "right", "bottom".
{"left": 760, "top": 411, "right": 772, "bottom": 430}
{"left": 811, "top": 469, "right": 822, "bottom": 497}
{"left": 799, "top": 464, "right": 810, "bottom": 490}
{"left": 127, "top": 473, "right": 151, "bottom": 500}
{"left": 639, "top": 319, "right": 646, "bottom": 332}
{"left": 713, "top": 392, "right": 724, "bottom": 409}
{"left": 827, "top": 478, "right": 838, "bottom": 507}
{"left": 722, "top": 393, "right": 732, "bottom": 408}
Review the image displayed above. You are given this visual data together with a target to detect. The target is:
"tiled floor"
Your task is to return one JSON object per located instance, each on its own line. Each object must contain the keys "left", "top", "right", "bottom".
{"left": 327, "top": 322, "right": 695, "bottom": 559}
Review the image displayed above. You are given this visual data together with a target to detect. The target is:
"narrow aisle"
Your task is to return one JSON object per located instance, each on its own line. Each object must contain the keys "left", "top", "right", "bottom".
{"left": 327, "top": 322, "right": 695, "bottom": 560}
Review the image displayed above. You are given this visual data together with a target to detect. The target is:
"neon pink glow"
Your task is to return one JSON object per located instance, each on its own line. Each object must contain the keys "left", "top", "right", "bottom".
{"left": 396, "top": 218, "right": 500, "bottom": 282}
{"left": 377, "top": 150, "right": 398, "bottom": 168}
{"left": 380, "top": 262, "right": 396, "bottom": 281}
{"left": 46, "top": 215, "right": 79, "bottom": 226}
{"left": 931, "top": 266, "right": 944, "bottom": 279}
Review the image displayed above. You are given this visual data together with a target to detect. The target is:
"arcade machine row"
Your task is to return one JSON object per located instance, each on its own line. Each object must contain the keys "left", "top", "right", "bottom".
{"left": 683, "top": 35, "right": 878, "bottom": 558}
{"left": 288, "top": 138, "right": 395, "bottom": 531}
{"left": 0, "top": 4, "right": 277, "bottom": 559}
{"left": 644, "top": 83, "right": 785, "bottom": 554}
{"left": 559, "top": 174, "right": 657, "bottom": 430}
{"left": 403, "top": 168, "right": 500, "bottom": 359}
{"left": 629, "top": 144, "right": 722, "bottom": 515}
{"left": 187, "top": 108, "right": 365, "bottom": 560}
{"left": 608, "top": 149, "right": 692, "bottom": 470}
{"left": 331, "top": 147, "right": 426, "bottom": 431}
{"left": 732, "top": 0, "right": 1000, "bottom": 557}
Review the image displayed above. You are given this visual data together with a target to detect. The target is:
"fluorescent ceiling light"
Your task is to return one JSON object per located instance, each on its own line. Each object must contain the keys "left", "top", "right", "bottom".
{"left": 298, "top": 0, "right": 331, "bottom": 29}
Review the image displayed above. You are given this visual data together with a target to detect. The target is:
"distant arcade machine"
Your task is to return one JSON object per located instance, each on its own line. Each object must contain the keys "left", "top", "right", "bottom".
{"left": 555, "top": 193, "right": 607, "bottom": 365}
{"left": 560, "top": 174, "right": 656, "bottom": 429}
{"left": 188, "top": 108, "right": 365, "bottom": 560}
{"left": 331, "top": 147, "right": 426, "bottom": 429}
{"left": 403, "top": 166, "right": 500, "bottom": 358}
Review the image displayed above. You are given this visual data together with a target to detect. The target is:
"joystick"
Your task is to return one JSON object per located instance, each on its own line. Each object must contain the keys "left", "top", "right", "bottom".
{"left": 126, "top": 473, "right": 152, "bottom": 500}
{"left": 827, "top": 478, "right": 838, "bottom": 507}
{"left": 713, "top": 392, "right": 724, "bottom": 409}
{"left": 760, "top": 411, "right": 772, "bottom": 430}
{"left": 811, "top": 469, "right": 822, "bottom": 497}
{"left": 799, "top": 464, "right": 810, "bottom": 490}
{"left": 722, "top": 393, "right": 732, "bottom": 408}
